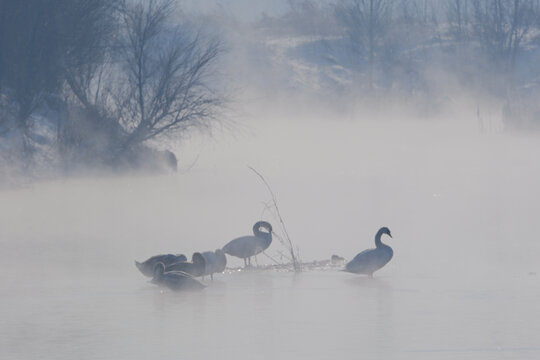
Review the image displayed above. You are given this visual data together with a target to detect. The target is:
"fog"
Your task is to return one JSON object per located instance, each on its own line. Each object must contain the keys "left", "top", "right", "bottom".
{"left": 2, "top": 1, "right": 540, "bottom": 359}
{"left": 2, "top": 100, "right": 540, "bottom": 358}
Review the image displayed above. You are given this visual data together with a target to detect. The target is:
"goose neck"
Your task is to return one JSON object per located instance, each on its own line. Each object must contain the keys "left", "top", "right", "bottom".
{"left": 375, "top": 230, "right": 385, "bottom": 248}
{"left": 253, "top": 222, "right": 272, "bottom": 240}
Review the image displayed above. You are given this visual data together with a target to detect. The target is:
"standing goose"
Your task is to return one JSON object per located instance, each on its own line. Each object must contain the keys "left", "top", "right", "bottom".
{"left": 151, "top": 262, "right": 206, "bottom": 291}
{"left": 165, "top": 252, "right": 206, "bottom": 277}
{"left": 201, "top": 249, "right": 227, "bottom": 280}
{"left": 135, "top": 254, "right": 187, "bottom": 277}
{"left": 344, "top": 227, "right": 393, "bottom": 277}
{"left": 223, "top": 221, "right": 273, "bottom": 267}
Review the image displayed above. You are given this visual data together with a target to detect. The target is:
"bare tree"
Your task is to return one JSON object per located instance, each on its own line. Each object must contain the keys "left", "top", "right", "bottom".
{"left": 0, "top": 0, "right": 120, "bottom": 161}
{"left": 335, "top": 0, "right": 392, "bottom": 89}
{"left": 58, "top": 1, "right": 121, "bottom": 162}
{"left": 446, "top": 0, "right": 472, "bottom": 41}
{"left": 62, "top": 0, "right": 119, "bottom": 113}
{"left": 0, "top": 0, "right": 64, "bottom": 152}
{"left": 471, "top": 0, "right": 540, "bottom": 71}
{"left": 399, "top": 0, "right": 441, "bottom": 25}
{"left": 0, "top": 0, "right": 224, "bottom": 171}
{"left": 113, "top": 0, "right": 223, "bottom": 155}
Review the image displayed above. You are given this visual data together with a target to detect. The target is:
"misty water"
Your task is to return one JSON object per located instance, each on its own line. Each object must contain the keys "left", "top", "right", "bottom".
{"left": 2, "top": 109, "right": 540, "bottom": 359}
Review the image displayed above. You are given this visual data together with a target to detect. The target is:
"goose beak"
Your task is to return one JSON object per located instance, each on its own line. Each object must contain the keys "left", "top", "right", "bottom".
{"left": 389, "top": 233, "right": 393, "bottom": 238}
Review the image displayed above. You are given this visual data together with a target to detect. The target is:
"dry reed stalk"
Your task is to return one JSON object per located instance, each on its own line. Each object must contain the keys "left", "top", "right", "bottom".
{"left": 248, "top": 166, "right": 301, "bottom": 272}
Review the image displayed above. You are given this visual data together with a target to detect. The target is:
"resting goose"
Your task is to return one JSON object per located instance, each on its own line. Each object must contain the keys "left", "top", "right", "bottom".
{"left": 151, "top": 262, "right": 205, "bottom": 291}
{"left": 165, "top": 252, "right": 206, "bottom": 277}
{"left": 135, "top": 253, "right": 187, "bottom": 277}
{"left": 201, "top": 249, "right": 227, "bottom": 280}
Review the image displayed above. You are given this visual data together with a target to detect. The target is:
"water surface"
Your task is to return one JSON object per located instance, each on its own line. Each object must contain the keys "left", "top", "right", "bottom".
{"left": 2, "top": 117, "right": 539, "bottom": 359}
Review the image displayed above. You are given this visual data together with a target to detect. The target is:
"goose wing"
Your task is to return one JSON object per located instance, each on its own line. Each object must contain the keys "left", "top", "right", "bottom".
{"left": 345, "top": 247, "right": 393, "bottom": 274}
{"left": 223, "top": 236, "right": 258, "bottom": 258}
{"left": 166, "top": 261, "right": 190, "bottom": 272}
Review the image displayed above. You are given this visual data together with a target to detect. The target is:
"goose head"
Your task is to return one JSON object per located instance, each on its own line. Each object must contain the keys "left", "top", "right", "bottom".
{"left": 175, "top": 254, "right": 188, "bottom": 262}
{"left": 379, "top": 227, "right": 392, "bottom": 238}
{"left": 192, "top": 252, "right": 206, "bottom": 266}
{"left": 253, "top": 221, "right": 272, "bottom": 236}
{"left": 374, "top": 227, "right": 392, "bottom": 248}
{"left": 192, "top": 252, "right": 207, "bottom": 275}
{"left": 153, "top": 262, "right": 166, "bottom": 281}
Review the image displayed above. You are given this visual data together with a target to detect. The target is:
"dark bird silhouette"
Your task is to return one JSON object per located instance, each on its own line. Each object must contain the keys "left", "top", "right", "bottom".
{"left": 223, "top": 221, "right": 272, "bottom": 267}
{"left": 165, "top": 252, "right": 206, "bottom": 277}
{"left": 135, "top": 254, "right": 187, "bottom": 277}
{"left": 201, "top": 249, "right": 227, "bottom": 280}
{"left": 344, "top": 227, "right": 394, "bottom": 277}
{"left": 150, "top": 262, "right": 205, "bottom": 291}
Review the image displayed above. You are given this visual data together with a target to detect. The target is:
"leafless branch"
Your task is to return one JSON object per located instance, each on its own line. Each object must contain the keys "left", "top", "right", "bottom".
{"left": 248, "top": 165, "right": 301, "bottom": 272}
{"left": 112, "top": 0, "right": 223, "bottom": 154}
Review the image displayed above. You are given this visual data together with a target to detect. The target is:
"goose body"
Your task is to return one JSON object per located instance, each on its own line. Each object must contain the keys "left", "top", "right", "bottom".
{"left": 344, "top": 227, "right": 393, "bottom": 277}
{"left": 165, "top": 252, "right": 206, "bottom": 277}
{"left": 223, "top": 221, "right": 273, "bottom": 267}
{"left": 201, "top": 249, "right": 227, "bottom": 280}
{"left": 135, "top": 253, "right": 187, "bottom": 277}
{"left": 151, "top": 262, "right": 205, "bottom": 291}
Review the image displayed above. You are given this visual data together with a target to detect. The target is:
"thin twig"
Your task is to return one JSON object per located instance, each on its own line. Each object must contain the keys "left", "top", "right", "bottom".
{"left": 248, "top": 166, "right": 301, "bottom": 272}
{"left": 262, "top": 251, "right": 282, "bottom": 265}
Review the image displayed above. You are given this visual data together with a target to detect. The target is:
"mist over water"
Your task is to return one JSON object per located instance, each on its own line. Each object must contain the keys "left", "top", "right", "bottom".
{"left": 2, "top": 100, "right": 540, "bottom": 359}
{"left": 3, "top": 1, "right": 540, "bottom": 359}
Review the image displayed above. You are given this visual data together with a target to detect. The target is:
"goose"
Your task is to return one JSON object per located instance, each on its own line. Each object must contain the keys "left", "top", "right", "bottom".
{"left": 222, "top": 221, "right": 272, "bottom": 267}
{"left": 135, "top": 253, "right": 187, "bottom": 277}
{"left": 344, "top": 227, "right": 393, "bottom": 277}
{"left": 165, "top": 252, "right": 206, "bottom": 277}
{"left": 150, "top": 262, "right": 206, "bottom": 291}
{"left": 201, "top": 249, "right": 227, "bottom": 280}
